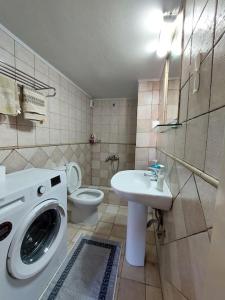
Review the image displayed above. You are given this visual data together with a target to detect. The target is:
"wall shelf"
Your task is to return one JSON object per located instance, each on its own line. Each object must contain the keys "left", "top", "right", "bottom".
{"left": 154, "top": 123, "right": 182, "bottom": 133}
{"left": 0, "top": 59, "right": 56, "bottom": 97}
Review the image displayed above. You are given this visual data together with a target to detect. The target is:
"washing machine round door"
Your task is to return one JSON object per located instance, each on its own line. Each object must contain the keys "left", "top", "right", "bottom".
{"left": 7, "top": 199, "right": 66, "bottom": 279}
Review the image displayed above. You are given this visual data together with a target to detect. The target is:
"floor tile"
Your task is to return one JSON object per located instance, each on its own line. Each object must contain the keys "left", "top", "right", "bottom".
{"left": 67, "top": 223, "right": 79, "bottom": 241}
{"left": 146, "top": 285, "right": 162, "bottom": 300}
{"left": 110, "top": 236, "right": 126, "bottom": 256}
{"left": 66, "top": 203, "right": 163, "bottom": 299}
{"left": 117, "top": 278, "right": 146, "bottom": 300}
{"left": 106, "top": 204, "right": 119, "bottom": 214}
{"left": 115, "top": 214, "right": 127, "bottom": 226}
{"left": 111, "top": 225, "right": 127, "bottom": 239}
{"left": 145, "top": 263, "right": 161, "bottom": 287}
{"left": 118, "top": 206, "right": 128, "bottom": 216}
{"left": 80, "top": 223, "right": 97, "bottom": 231}
{"left": 101, "top": 212, "right": 116, "bottom": 223}
{"left": 146, "top": 245, "right": 158, "bottom": 263}
{"left": 95, "top": 221, "right": 113, "bottom": 235}
{"left": 121, "top": 259, "right": 145, "bottom": 283}
{"left": 146, "top": 229, "right": 156, "bottom": 245}
{"left": 98, "top": 203, "right": 108, "bottom": 213}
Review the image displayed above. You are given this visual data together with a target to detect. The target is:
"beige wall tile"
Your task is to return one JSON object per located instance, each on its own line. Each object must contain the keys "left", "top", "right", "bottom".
{"left": 215, "top": 0, "right": 225, "bottom": 41}
{"left": 0, "top": 149, "right": 11, "bottom": 163}
{"left": 138, "top": 91, "right": 152, "bottom": 105}
{"left": 188, "top": 231, "right": 210, "bottom": 300}
{"left": 164, "top": 194, "right": 187, "bottom": 242}
{"left": 0, "top": 124, "right": 17, "bottom": 147}
{"left": 195, "top": 175, "right": 217, "bottom": 228}
{"left": 139, "top": 81, "right": 153, "bottom": 92}
{"left": 0, "top": 47, "right": 15, "bottom": 66}
{"left": 179, "top": 82, "right": 189, "bottom": 123}
{"left": 191, "top": 0, "right": 216, "bottom": 64}
{"left": 2, "top": 150, "right": 28, "bottom": 173}
{"left": 210, "top": 33, "right": 225, "bottom": 110}
{"left": 15, "top": 42, "right": 34, "bottom": 67}
{"left": 0, "top": 28, "right": 14, "bottom": 55}
{"left": 137, "top": 105, "right": 151, "bottom": 120}
{"left": 188, "top": 53, "right": 212, "bottom": 119}
{"left": 136, "top": 119, "right": 152, "bottom": 133}
{"left": 185, "top": 114, "right": 208, "bottom": 170}
{"left": 174, "top": 123, "right": 186, "bottom": 159}
{"left": 135, "top": 159, "right": 148, "bottom": 170}
{"left": 181, "top": 175, "right": 207, "bottom": 235}
{"left": 205, "top": 107, "right": 225, "bottom": 178}
{"left": 181, "top": 41, "right": 191, "bottom": 87}
{"left": 136, "top": 132, "right": 156, "bottom": 147}
{"left": 135, "top": 148, "right": 148, "bottom": 161}
{"left": 193, "top": 0, "right": 209, "bottom": 28}
{"left": 183, "top": 0, "right": 194, "bottom": 49}
{"left": 36, "top": 127, "right": 50, "bottom": 145}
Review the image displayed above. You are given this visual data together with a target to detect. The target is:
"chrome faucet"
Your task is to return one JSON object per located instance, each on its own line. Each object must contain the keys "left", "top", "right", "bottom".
{"left": 144, "top": 167, "right": 158, "bottom": 181}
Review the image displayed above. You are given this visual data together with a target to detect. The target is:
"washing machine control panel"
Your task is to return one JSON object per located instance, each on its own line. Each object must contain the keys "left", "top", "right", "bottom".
{"left": 37, "top": 185, "right": 46, "bottom": 195}
{"left": 51, "top": 175, "right": 61, "bottom": 187}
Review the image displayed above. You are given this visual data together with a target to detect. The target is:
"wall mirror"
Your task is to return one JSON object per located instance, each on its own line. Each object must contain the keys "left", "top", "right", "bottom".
{"left": 158, "top": 11, "right": 183, "bottom": 125}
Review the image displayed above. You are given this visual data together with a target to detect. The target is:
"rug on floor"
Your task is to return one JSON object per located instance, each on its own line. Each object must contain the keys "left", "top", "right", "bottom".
{"left": 41, "top": 235, "right": 121, "bottom": 300}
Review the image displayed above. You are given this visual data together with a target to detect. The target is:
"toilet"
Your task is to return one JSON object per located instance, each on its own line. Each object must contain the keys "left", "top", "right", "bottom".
{"left": 65, "top": 162, "right": 104, "bottom": 225}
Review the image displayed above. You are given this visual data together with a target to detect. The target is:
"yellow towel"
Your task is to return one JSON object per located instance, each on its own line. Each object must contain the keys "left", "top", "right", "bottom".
{"left": 22, "top": 87, "right": 47, "bottom": 122}
{"left": 0, "top": 74, "right": 21, "bottom": 116}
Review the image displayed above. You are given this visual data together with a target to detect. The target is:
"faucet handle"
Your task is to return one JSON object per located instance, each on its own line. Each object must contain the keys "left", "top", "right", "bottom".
{"left": 144, "top": 172, "right": 152, "bottom": 177}
{"left": 148, "top": 167, "right": 158, "bottom": 175}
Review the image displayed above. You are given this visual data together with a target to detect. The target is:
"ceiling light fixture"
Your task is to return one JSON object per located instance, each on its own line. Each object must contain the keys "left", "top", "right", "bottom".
{"left": 142, "top": 9, "right": 163, "bottom": 34}
{"left": 170, "top": 11, "right": 183, "bottom": 57}
{"left": 145, "top": 40, "right": 158, "bottom": 54}
{"left": 156, "top": 11, "right": 178, "bottom": 58}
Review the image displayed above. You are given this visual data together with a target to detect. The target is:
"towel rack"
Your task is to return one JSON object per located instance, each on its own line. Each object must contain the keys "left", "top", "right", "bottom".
{"left": 0, "top": 59, "right": 56, "bottom": 97}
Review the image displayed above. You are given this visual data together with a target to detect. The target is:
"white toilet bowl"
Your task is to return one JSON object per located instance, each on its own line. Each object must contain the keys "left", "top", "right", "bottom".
{"left": 65, "top": 162, "right": 104, "bottom": 225}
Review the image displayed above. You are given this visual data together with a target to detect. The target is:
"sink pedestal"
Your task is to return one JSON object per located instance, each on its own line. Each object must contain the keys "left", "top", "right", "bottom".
{"left": 126, "top": 201, "right": 148, "bottom": 266}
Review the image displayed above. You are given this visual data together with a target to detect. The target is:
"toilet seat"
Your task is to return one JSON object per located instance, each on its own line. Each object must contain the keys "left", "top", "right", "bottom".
{"left": 65, "top": 162, "right": 82, "bottom": 194}
{"left": 65, "top": 162, "right": 104, "bottom": 205}
{"left": 69, "top": 188, "right": 104, "bottom": 206}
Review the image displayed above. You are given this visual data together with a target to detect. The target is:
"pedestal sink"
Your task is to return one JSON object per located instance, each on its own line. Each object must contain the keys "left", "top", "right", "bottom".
{"left": 111, "top": 170, "right": 172, "bottom": 266}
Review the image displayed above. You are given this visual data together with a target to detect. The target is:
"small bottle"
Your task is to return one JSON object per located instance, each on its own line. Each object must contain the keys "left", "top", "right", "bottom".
{"left": 157, "top": 171, "right": 164, "bottom": 192}
{"left": 0, "top": 165, "right": 6, "bottom": 182}
{"left": 89, "top": 134, "right": 96, "bottom": 144}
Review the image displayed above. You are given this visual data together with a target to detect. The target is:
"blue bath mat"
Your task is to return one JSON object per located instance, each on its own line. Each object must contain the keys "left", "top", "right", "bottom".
{"left": 41, "top": 235, "right": 121, "bottom": 300}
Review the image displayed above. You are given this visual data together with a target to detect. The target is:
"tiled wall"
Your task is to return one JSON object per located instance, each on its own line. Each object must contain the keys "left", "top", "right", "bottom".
{"left": 91, "top": 99, "right": 137, "bottom": 186}
{"left": 0, "top": 25, "right": 92, "bottom": 184}
{"left": 91, "top": 143, "right": 136, "bottom": 186}
{"left": 156, "top": 0, "right": 225, "bottom": 299}
{"left": 135, "top": 80, "right": 159, "bottom": 169}
{"left": 0, "top": 144, "right": 91, "bottom": 184}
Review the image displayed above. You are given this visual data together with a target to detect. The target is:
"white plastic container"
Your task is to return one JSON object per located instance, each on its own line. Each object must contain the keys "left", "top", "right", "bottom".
{"left": 0, "top": 165, "right": 6, "bottom": 182}
{"left": 157, "top": 173, "right": 164, "bottom": 192}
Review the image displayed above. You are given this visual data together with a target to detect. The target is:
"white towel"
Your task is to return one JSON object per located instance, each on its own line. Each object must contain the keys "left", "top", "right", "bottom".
{"left": 22, "top": 87, "right": 47, "bottom": 122}
{"left": 0, "top": 74, "right": 21, "bottom": 116}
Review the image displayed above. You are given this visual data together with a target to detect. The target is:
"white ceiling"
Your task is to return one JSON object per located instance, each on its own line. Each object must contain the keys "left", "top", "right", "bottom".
{"left": 0, "top": 0, "right": 181, "bottom": 98}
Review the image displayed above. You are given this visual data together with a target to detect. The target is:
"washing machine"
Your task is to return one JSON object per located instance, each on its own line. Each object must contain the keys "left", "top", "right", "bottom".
{"left": 0, "top": 168, "right": 67, "bottom": 300}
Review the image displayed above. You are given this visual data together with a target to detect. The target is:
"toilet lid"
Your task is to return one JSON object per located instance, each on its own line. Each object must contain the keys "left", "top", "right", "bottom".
{"left": 66, "top": 162, "right": 82, "bottom": 194}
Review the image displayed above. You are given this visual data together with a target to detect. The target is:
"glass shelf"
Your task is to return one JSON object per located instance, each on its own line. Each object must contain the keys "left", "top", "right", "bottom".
{"left": 154, "top": 123, "right": 182, "bottom": 133}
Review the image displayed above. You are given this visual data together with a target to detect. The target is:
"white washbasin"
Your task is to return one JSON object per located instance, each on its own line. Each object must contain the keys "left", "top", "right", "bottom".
{"left": 111, "top": 170, "right": 172, "bottom": 267}
{"left": 111, "top": 170, "right": 172, "bottom": 210}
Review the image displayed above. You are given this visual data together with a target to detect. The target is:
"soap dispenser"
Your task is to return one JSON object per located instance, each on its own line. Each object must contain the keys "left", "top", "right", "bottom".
{"left": 157, "top": 169, "right": 165, "bottom": 192}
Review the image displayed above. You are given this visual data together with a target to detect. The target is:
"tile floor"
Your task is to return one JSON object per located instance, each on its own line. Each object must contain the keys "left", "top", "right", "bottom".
{"left": 67, "top": 203, "right": 163, "bottom": 300}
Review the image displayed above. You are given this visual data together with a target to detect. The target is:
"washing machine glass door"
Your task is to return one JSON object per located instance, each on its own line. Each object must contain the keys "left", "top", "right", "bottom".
{"left": 7, "top": 199, "right": 66, "bottom": 280}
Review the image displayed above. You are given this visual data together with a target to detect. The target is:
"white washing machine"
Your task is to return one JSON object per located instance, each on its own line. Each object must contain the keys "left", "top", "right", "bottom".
{"left": 0, "top": 168, "right": 67, "bottom": 300}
